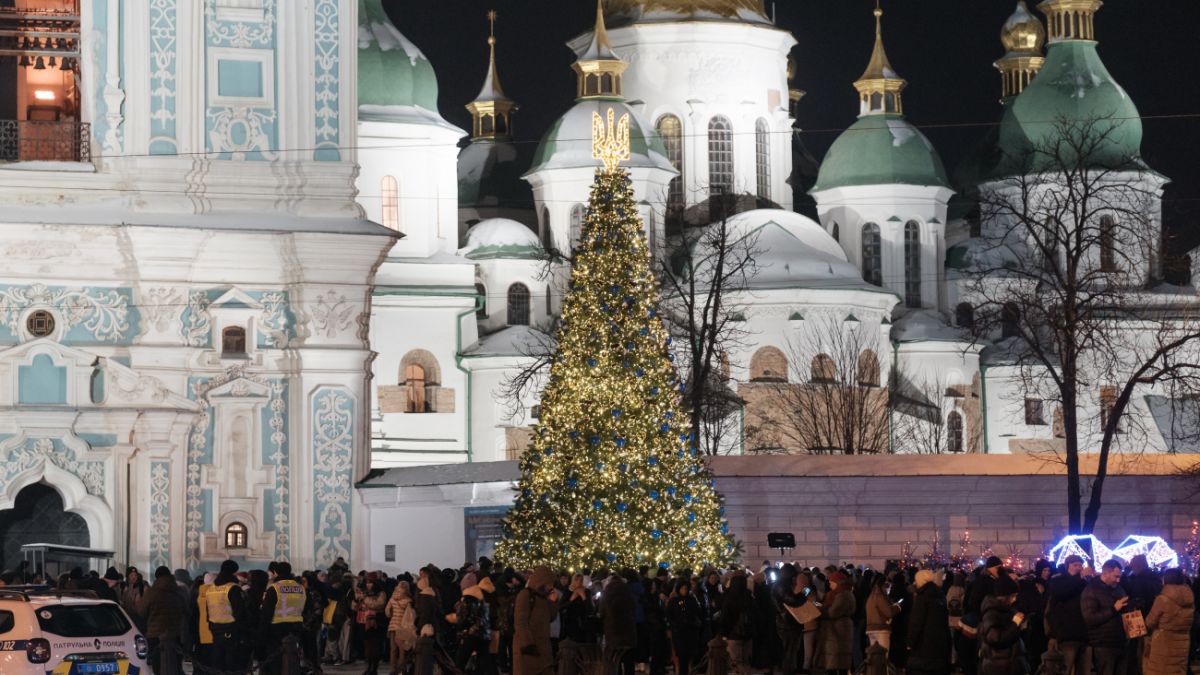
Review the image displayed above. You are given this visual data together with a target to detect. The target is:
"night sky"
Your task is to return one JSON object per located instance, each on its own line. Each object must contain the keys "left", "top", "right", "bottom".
{"left": 389, "top": 1, "right": 1200, "bottom": 248}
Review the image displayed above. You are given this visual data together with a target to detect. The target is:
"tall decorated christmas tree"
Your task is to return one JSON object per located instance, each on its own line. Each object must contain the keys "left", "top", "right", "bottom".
{"left": 495, "top": 108, "right": 736, "bottom": 573}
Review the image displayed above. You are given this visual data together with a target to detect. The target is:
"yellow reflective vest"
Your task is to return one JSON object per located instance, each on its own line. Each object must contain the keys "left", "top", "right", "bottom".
{"left": 197, "top": 583, "right": 214, "bottom": 644}
{"left": 271, "top": 579, "right": 306, "bottom": 624}
{"left": 206, "top": 582, "right": 237, "bottom": 624}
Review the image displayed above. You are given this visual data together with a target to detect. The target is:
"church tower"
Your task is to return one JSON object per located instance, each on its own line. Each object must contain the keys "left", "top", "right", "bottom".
{"left": 811, "top": 3, "right": 953, "bottom": 312}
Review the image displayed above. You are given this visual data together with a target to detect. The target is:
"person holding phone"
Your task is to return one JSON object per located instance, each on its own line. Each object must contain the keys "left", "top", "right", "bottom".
{"left": 977, "top": 575, "right": 1028, "bottom": 675}
{"left": 865, "top": 575, "right": 901, "bottom": 654}
{"left": 1082, "top": 560, "right": 1131, "bottom": 675}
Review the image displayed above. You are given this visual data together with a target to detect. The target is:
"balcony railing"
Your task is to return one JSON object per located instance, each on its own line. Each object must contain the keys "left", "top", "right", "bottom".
{"left": 0, "top": 120, "right": 90, "bottom": 163}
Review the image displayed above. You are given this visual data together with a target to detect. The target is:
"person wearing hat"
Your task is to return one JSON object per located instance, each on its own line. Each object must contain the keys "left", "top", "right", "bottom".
{"left": 1047, "top": 555, "right": 1090, "bottom": 675}
{"left": 258, "top": 561, "right": 308, "bottom": 675}
{"left": 140, "top": 566, "right": 186, "bottom": 675}
{"left": 906, "top": 570, "right": 951, "bottom": 675}
{"left": 206, "top": 559, "right": 248, "bottom": 672}
{"left": 815, "top": 570, "right": 856, "bottom": 675}
{"left": 450, "top": 576, "right": 492, "bottom": 675}
{"left": 514, "top": 567, "right": 557, "bottom": 675}
{"left": 977, "top": 574, "right": 1028, "bottom": 675}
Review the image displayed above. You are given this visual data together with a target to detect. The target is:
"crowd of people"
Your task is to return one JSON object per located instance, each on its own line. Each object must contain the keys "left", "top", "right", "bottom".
{"left": 5, "top": 552, "right": 1196, "bottom": 675}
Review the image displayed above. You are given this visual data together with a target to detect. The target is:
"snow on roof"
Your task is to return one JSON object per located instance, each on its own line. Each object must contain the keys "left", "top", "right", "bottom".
{"left": 463, "top": 325, "right": 554, "bottom": 358}
{"left": 459, "top": 218, "right": 540, "bottom": 257}
{"left": 359, "top": 17, "right": 427, "bottom": 66}
{"left": 892, "top": 309, "right": 973, "bottom": 343}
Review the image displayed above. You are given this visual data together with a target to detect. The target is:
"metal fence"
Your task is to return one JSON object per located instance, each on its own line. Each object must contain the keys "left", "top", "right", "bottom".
{"left": 0, "top": 119, "right": 91, "bottom": 163}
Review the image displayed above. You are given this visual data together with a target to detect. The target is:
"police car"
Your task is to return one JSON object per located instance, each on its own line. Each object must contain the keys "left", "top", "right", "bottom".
{"left": 0, "top": 588, "right": 148, "bottom": 675}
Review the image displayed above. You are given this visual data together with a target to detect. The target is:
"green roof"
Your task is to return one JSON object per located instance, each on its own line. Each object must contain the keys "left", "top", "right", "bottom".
{"left": 994, "top": 40, "right": 1142, "bottom": 176}
{"left": 526, "top": 100, "right": 674, "bottom": 175}
{"left": 812, "top": 114, "right": 949, "bottom": 192}
{"left": 358, "top": 0, "right": 439, "bottom": 111}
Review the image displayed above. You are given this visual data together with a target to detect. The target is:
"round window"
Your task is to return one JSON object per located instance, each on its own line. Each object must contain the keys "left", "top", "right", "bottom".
{"left": 26, "top": 310, "right": 56, "bottom": 338}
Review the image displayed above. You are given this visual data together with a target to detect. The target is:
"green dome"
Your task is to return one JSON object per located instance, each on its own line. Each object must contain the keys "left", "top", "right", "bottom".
{"left": 811, "top": 114, "right": 949, "bottom": 192}
{"left": 994, "top": 41, "right": 1141, "bottom": 176}
{"left": 358, "top": 0, "right": 439, "bottom": 111}
{"left": 525, "top": 99, "right": 675, "bottom": 176}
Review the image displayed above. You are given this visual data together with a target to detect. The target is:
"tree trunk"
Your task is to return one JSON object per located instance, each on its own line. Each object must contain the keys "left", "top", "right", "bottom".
{"left": 1061, "top": 386, "right": 1083, "bottom": 534}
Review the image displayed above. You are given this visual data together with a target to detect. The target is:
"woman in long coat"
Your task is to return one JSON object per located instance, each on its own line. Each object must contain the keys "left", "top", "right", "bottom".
{"left": 514, "top": 567, "right": 558, "bottom": 675}
{"left": 1143, "top": 569, "right": 1194, "bottom": 675}
{"left": 814, "top": 571, "right": 856, "bottom": 675}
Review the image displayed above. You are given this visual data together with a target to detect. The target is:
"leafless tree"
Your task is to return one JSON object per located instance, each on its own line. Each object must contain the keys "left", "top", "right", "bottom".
{"left": 892, "top": 370, "right": 954, "bottom": 454}
{"left": 747, "top": 314, "right": 890, "bottom": 455}
{"left": 963, "top": 114, "right": 1200, "bottom": 532}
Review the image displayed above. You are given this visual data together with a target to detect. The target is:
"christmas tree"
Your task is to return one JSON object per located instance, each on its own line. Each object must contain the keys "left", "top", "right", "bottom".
{"left": 495, "top": 110, "right": 736, "bottom": 573}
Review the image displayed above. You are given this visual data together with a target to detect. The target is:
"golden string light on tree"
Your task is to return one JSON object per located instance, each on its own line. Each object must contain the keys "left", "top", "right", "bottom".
{"left": 495, "top": 105, "right": 736, "bottom": 573}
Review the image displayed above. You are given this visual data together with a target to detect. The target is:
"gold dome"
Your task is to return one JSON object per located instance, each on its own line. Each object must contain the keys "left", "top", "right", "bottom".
{"left": 1000, "top": 1, "right": 1045, "bottom": 55}
{"left": 604, "top": 0, "right": 768, "bottom": 23}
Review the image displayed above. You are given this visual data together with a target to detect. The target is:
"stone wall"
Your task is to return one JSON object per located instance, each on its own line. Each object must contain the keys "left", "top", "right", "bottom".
{"left": 711, "top": 454, "right": 1200, "bottom": 568}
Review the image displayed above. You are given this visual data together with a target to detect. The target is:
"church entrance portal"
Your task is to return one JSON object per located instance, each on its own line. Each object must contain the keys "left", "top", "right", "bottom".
{"left": 0, "top": 482, "right": 89, "bottom": 575}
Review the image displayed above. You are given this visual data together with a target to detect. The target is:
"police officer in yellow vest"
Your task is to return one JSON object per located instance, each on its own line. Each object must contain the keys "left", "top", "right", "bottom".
{"left": 260, "top": 561, "right": 307, "bottom": 675}
{"left": 206, "top": 560, "right": 247, "bottom": 672}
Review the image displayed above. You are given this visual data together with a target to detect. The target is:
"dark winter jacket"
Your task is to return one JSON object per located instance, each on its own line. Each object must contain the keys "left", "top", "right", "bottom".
{"left": 667, "top": 593, "right": 705, "bottom": 651}
{"left": 814, "top": 590, "right": 855, "bottom": 672}
{"left": 1080, "top": 578, "right": 1128, "bottom": 649}
{"left": 601, "top": 577, "right": 638, "bottom": 649}
{"left": 906, "top": 581, "right": 951, "bottom": 675}
{"left": 977, "top": 596, "right": 1027, "bottom": 675}
{"left": 1122, "top": 569, "right": 1163, "bottom": 617}
{"left": 718, "top": 576, "right": 755, "bottom": 641}
{"left": 140, "top": 575, "right": 186, "bottom": 640}
{"left": 1046, "top": 573, "right": 1088, "bottom": 643}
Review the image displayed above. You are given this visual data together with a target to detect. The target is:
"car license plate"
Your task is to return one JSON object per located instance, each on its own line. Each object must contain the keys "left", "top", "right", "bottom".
{"left": 76, "top": 663, "right": 120, "bottom": 674}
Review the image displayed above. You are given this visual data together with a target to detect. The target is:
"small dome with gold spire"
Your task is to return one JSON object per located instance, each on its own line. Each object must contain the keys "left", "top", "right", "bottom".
{"left": 995, "top": 1, "right": 1046, "bottom": 100}
{"left": 603, "top": 0, "right": 770, "bottom": 27}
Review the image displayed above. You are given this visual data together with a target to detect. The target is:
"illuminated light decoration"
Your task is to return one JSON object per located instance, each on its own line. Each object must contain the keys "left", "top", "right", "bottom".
{"left": 1112, "top": 535, "right": 1180, "bottom": 569}
{"left": 1048, "top": 534, "right": 1115, "bottom": 567}
{"left": 495, "top": 151, "right": 736, "bottom": 571}
{"left": 34, "top": 90, "right": 56, "bottom": 101}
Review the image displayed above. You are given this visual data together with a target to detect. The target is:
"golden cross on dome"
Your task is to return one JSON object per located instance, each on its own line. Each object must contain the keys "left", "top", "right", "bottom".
{"left": 591, "top": 107, "right": 630, "bottom": 173}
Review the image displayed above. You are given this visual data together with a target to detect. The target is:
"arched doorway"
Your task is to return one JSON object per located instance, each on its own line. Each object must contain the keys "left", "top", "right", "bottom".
{"left": 0, "top": 483, "right": 89, "bottom": 573}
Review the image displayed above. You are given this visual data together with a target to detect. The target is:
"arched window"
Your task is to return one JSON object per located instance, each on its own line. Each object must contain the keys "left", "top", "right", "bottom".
{"left": 857, "top": 350, "right": 880, "bottom": 387}
{"left": 225, "top": 522, "right": 248, "bottom": 549}
{"left": 222, "top": 326, "right": 246, "bottom": 355}
{"left": 475, "top": 283, "right": 487, "bottom": 320}
{"left": 831, "top": 222, "right": 840, "bottom": 243}
{"left": 749, "top": 346, "right": 788, "bottom": 382}
{"left": 404, "top": 364, "right": 427, "bottom": 412}
{"left": 956, "top": 303, "right": 975, "bottom": 330}
{"left": 947, "top": 411, "right": 964, "bottom": 453}
{"left": 1099, "top": 215, "right": 1117, "bottom": 272}
{"left": 541, "top": 207, "right": 553, "bottom": 251}
{"left": 507, "top": 283, "right": 530, "bottom": 326}
{"left": 904, "top": 220, "right": 921, "bottom": 308}
{"left": 755, "top": 118, "right": 771, "bottom": 201}
{"left": 861, "top": 223, "right": 882, "bottom": 286}
{"left": 656, "top": 115, "right": 685, "bottom": 226}
{"left": 707, "top": 116, "right": 734, "bottom": 197}
{"left": 381, "top": 175, "right": 400, "bottom": 231}
{"left": 1001, "top": 302, "right": 1020, "bottom": 339}
{"left": 569, "top": 204, "right": 585, "bottom": 250}
{"left": 810, "top": 354, "right": 836, "bottom": 384}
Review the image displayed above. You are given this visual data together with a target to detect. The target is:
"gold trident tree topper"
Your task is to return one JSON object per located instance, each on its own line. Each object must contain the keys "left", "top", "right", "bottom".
{"left": 592, "top": 107, "right": 631, "bottom": 173}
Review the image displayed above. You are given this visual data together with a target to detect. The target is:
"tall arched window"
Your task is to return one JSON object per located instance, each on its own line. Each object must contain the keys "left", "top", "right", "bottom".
{"left": 947, "top": 411, "right": 964, "bottom": 453}
{"left": 707, "top": 116, "right": 734, "bottom": 197}
{"left": 404, "top": 364, "right": 427, "bottom": 412}
{"left": 224, "top": 522, "right": 248, "bottom": 549}
{"left": 569, "top": 204, "right": 585, "bottom": 250}
{"left": 1099, "top": 215, "right": 1117, "bottom": 272}
{"left": 540, "top": 208, "right": 553, "bottom": 251}
{"left": 381, "top": 176, "right": 400, "bottom": 231}
{"left": 904, "top": 220, "right": 922, "bottom": 308}
{"left": 656, "top": 115, "right": 684, "bottom": 224}
{"left": 755, "top": 118, "right": 771, "bottom": 201}
{"left": 475, "top": 283, "right": 487, "bottom": 320}
{"left": 956, "top": 303, "right": 975, "bottom": 330}
{"left": 861, "top": 223, "right": 882, "bottom": 286}
{"left": 857, "top": 350, "right": 880, "bottom": 387}
{"left": 810, "top": 354, "right": 836, "bottom": 384}
{"left": 1001, "top": 302, "right": 1020, "bottom": 339}
{"left": 507, "top": 283, "right": 530, "bottom": 326}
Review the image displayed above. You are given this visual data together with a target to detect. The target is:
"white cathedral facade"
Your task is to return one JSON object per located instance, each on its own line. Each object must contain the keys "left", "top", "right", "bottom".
{"left": 0, "top": 0, "right": 1196, "bottom": 573}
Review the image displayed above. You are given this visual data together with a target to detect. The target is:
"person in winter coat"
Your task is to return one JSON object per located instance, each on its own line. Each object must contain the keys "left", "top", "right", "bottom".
{"left": 977, "top": 575, "right": 1027, "bottom": 675}
{"left": 140, "top": 566, "right": 186, "bottom": 675}
{"left": 414, "top": 574, "right": 443, "bottom": 675}
{"left": 602, "top": 573, "right": 638, "bottom": 675}
{"left": 718, "top": 572, "right": 756, "bottom": 674}
{"left": 1046, "top": 555, "right": 1090, "bottom": 675}
{"left": 1123, "top": 555, "right": 1162, "bottom": 675}
{"left": 1142, "top": 569, "right": 1192, "bottom": 675}
{"left": 906, "top": 570, "right": 951, "bottom": 675}
{"left": 451, "top": 580, "right": 493, "bottom": 675}
{"left": 385, "top": 582, "right": 417, "bottom": 675}
{"left": 865, "top": 575, "right": 901, "bottom": 652}
{"left": 667, "top": 579, "right": 705, "bottom": 675}
{"left": 514, "top": 566, "right": 558, "bottom": 675}
{"left": 352, "top": 573, "right": 390, "bottom": 675}
{"left": 814, "top": 571, "right": 856, "bottom": 675}
{"left": 1081, "top": 559, "right": 1130, "bottom": 675}
{"left": 771, "top": 565, "right": 808, "bottom": 675}
{"left": 121, "top": 567, "right": 149, "bottom": 632}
